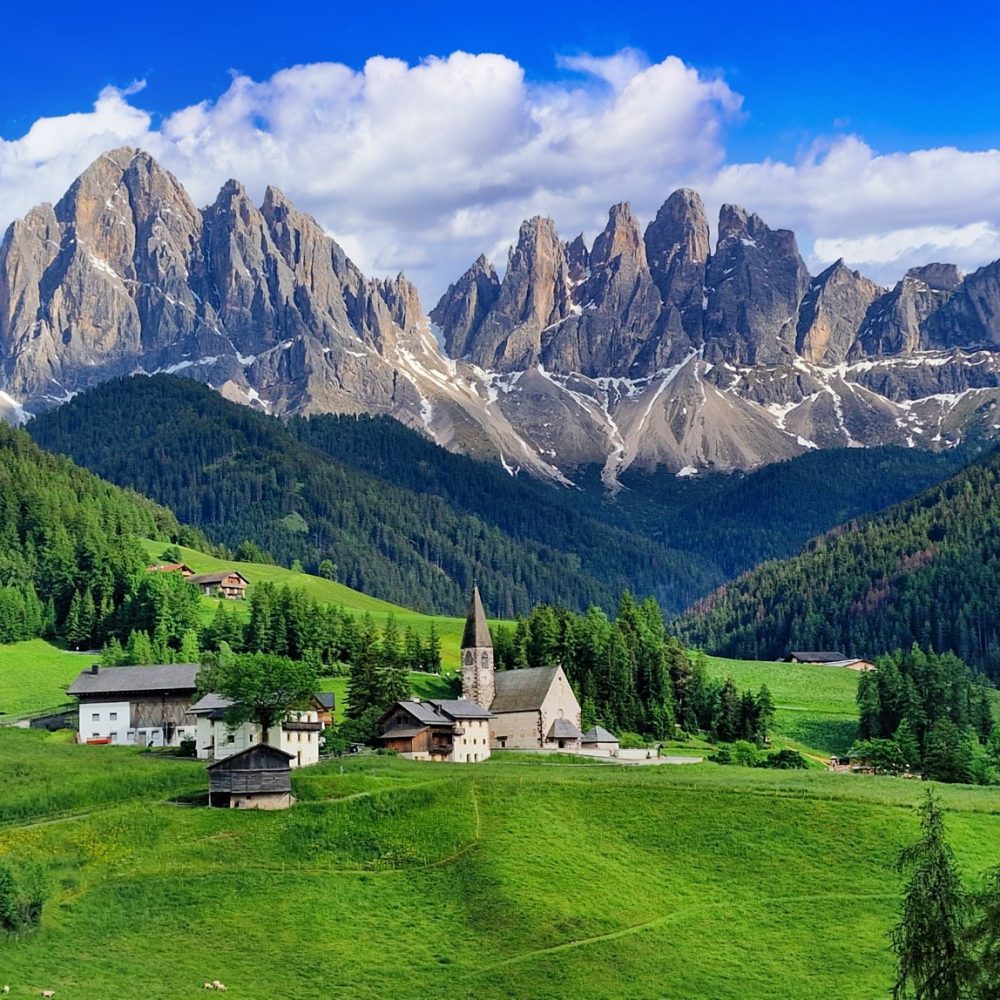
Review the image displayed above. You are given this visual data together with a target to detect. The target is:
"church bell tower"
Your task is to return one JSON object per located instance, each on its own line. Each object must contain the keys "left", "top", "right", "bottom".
{"left": 461, "top": 584, "right": 495, "bottom": 710}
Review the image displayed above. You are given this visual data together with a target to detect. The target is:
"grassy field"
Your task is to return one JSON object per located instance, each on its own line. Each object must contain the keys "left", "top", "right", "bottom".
{"left": 1, "top": 729, "right": 1000, "bottom": 998}
{"left": 0, "top": 640, "right": 93, "bottom": 719}
{"left": 705, "top": 655, "right": 860, "bottom": 757}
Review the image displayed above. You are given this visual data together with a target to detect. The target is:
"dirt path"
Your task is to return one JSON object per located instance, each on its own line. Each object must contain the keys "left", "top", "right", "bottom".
{"left": 460, "top": 890, "right": 898, "bottom": 978}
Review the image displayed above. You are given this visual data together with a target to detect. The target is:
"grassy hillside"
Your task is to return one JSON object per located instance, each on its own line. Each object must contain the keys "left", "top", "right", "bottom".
{"left": 140, "top": 538, "right": 498, "bottom": 671}
{"left": 677, "top": 445, "right": 1000, "bottom": 676}
{"left": 0, "top": 640, "right": 93, "bottom": 718}
{"left": 1, "top": 729, "right": 1000, "bottom": 998}
{"left": 705, "top": 655, "right": 860, "bottom": 756}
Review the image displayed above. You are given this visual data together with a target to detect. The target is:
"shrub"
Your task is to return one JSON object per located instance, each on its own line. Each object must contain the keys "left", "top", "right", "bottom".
{"left": 178, "top": 737, "right": 197, "bottom": 758}
{"left": 0, "top": 861, "right": 46, "bottom": 933}
{"left": 757, "top": 749, "right": 808, "bottom": 770}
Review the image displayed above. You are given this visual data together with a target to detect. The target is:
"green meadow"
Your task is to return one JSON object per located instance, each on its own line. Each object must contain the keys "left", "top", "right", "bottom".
{"left": 703, "top": 655, "right": 861, "bottom": 756}
{"left": 1, "top": 728, "right": 1000, "bottom": 998}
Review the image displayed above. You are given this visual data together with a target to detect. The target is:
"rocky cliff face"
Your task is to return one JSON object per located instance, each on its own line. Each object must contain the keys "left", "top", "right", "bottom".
{"left": 5, "top": 148, "right": 1000, "bottom": 486}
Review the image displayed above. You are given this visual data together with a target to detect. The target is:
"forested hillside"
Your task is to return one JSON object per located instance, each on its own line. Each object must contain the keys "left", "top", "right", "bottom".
{"left": 28, "top": 376, "right": 711, "bottom": 616}
{"left": 294, "top": 415, "right": 972, "bottom": 585}
{"left": 677, "top": 447, "right": 1000, "bottom": 676}
{"left": 0, "top": 423, "right": 197, "bottom": 644}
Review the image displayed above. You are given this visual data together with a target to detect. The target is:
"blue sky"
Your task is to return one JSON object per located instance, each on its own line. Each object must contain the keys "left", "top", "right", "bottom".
{"left": 1, "top": 0, "right": 999, "bottom": 299}
{"left": 4, "top": 0, "right": 997, "bottom": 158}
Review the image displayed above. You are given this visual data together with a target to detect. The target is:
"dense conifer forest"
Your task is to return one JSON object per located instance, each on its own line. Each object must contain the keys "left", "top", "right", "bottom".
{"left": 27, "top": 376, "right": 714, "bottom": 616}
{"left": 0, "top": 424, "right": 204, "bottom": 646}
{"left": 28, "top": 375, "right": 971, "bottom": 618}
{"left": 677, "top": 447, "right": 1000, "bottom": 676}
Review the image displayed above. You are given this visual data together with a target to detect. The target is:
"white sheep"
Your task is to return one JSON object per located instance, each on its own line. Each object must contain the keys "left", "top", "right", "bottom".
{"left": 42, "top": 992, "right": 55, "bottom": 999}
{"left": 204, "top": 984, "right": 214, "bottom": 990}
{"left": 215, "top": 987, "right": 227, "bottom": 993}
{"left": 2, "top": 986, "right": 10, "bottom": 994}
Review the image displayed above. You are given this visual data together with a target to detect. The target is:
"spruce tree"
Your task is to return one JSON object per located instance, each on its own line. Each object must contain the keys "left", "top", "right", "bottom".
{"left": 891, "top": 790, "right": 971, "bottom": 1000}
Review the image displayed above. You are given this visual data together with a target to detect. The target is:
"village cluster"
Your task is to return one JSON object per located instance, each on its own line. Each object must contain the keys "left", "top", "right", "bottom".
{"left": 63, "top": 586, "right": 635, "bottom": 810}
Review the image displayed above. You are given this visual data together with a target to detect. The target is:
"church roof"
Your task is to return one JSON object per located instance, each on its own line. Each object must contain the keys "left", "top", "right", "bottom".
{"left": 461, "top": 584, "right": 493, "bottom": 649}
{"left": 490, "top": 667, "right": 560, "bottom": 713}
{"left": 582, "top": 725, "right": 618, "bottom": 744}
{"left": 548, "top": 717, "right": 583, "bottom": 740}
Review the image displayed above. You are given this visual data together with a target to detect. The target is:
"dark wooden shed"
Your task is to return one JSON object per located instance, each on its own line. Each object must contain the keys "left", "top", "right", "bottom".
{"left": 207, "top": 744, "right": 295, "bottom": 810}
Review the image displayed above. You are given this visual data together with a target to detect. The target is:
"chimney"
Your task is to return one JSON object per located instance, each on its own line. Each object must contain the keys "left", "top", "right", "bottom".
{"left": 90, "top": 664, "right": 100, "bottom": 675}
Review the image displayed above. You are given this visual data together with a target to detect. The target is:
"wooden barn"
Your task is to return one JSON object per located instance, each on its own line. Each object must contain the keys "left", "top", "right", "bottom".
{"left": 207, "top": 744, "right": 295, "bottom": 810}
{"left": 187, "top": 570, "right": 250, "bottom": 599}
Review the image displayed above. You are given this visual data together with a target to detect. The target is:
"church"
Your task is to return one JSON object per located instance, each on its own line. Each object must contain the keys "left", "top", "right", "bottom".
{"left": 461, "top": 585, "right": 584, "bottom": 752}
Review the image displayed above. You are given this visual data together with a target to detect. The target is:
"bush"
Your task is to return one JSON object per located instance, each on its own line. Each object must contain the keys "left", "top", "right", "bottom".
{"left": 757, "top": 749, "right": 808, "bottom": 770}
{"left": 178, "top": 737, "right": 197, "bottom": 758}
{"left": 0, "top": 861, "right": 46, "bottom": 933}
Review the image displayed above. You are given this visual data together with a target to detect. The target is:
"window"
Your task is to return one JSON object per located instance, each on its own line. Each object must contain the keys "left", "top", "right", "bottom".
{"left": 91, "top": 733, "right": 99, "bottom": 739}
{"left": 109, "top": 712, "right": 117, "bottom": 721}
{"left": 227, "top": 733, "right": 235, "bottom": 744}
{"left": 92, "top": 713, "right": 100, "bottom": 721}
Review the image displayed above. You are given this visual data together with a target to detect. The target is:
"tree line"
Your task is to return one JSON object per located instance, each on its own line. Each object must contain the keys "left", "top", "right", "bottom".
{"left": 850, "top": 646, "right": 996, "bottom": 784}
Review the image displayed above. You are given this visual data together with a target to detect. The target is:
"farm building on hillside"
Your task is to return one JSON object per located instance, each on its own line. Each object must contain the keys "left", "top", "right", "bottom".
{"left": 379, "top": 698, "right": 492, "bottom": 762}
{"left": 146, "top": 562, "right": 194, "bottom": 577}
{"left": 187, "top": 570, "right": 249, "bottom": 599}
{"left": 190, "top": 693, "right": 327, "bottom": 768}
{"left": 66, "top": 663, "right": 200, "bottom": 747}
{"left": 784, "top": 651, "right": 848, "bottom": 664}
{"left": 461, "top": 585, "right": 585, "bottom": 752}
{"left": 784, "top": 651, "right": 876, "bottom": 671}
{"left": 207, "top": 744, "right": 295, "bottom": 809}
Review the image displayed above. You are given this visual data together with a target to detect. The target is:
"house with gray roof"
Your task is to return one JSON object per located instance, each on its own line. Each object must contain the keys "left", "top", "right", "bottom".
{"left": 378, "top": 697, "right": 492, "bottom": 762}
{"left": 67, "top": 663, "right": 201, "bottom": 747}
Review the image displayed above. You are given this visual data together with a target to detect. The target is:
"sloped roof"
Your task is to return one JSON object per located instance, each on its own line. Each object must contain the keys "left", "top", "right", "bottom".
{"left": 381, "top": 726, "right": 430, "bottom": 739}
{"left": 190, "top": 693, "right": 235, "bottom": 714}
{"left": 315, "top": 693, "right": 335, "bottom": 710}
{"left": 188, "top": 571, "right": 249, "bottom": 586}
{"left": 428, "top": 699, "right": 491, "bottom": 720}
{"left": 548, "top": 717, "right": 583, "bottom": 739}
{"left": 582, "top": 725, "right": 618, "bottom": 744}
{"left": 67, "top": 663, "right": 200, "bottom": 697}
{"left": 206, "top": 744, "right": 294, "bottom": 770}
{"left": 786, "top": 651, "right": 848, "bottom": 663}
{"left": 461, "top": 585, "right": 493, "bottom": 649}
{"left": 491, "top": 667, "right": 559, "bottom": 713}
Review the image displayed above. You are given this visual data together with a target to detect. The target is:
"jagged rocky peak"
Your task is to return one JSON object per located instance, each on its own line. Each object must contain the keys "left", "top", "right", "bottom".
{"left": 644, "top": 188, "right": 711, "bottom": 267}
{"left": 923, "top": 259, "right": 1000, "bottom": 350}
{"left": 855, "top": 262, "right": 964, "bottom": 357}
{"left": 458, "top": 215, "right": 570, "bottom": 371}
{"left": 797, "top": 259, "right": 883, "bottom": 365}
{"left": 430, "top": 254, "right": 501, "bottom": 359}
{"left": 590, "top": 202, "right": 647, "bottom": 269}
{"left": 704, "top": 203, "right": 811, "bottom": 365}
{"left": 644, "top": 188, "right": 711, "bottom": 350}
{"left": 565, "top": 234, "right": 590, "bottom": 284}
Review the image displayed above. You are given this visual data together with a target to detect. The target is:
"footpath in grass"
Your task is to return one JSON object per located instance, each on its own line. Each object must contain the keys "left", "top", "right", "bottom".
{"left": 704, "top": 654, "right": 860, "bottom": 757}
{"left": 2, "top": 735, "right": 1000, "bottom": 999}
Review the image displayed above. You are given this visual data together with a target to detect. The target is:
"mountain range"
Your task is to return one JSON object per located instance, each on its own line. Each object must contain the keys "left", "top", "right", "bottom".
{"left": 3, "top": 147, "right": 1000, "bottom": 483}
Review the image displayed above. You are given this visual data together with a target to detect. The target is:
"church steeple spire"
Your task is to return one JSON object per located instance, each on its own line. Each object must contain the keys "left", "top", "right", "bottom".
{"left": 462, "top": 583, "right": 493, "bottom": 650}
{"left": 461, "top": 583, "right": 495, "bottom": 709}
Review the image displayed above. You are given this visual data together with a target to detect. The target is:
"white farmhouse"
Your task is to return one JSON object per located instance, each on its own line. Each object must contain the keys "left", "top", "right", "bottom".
{"left": 190, "top": 694, "right": 324, "bottom": 768}
{"left": 66, "top": 663, "right": 200, "bottom": 747}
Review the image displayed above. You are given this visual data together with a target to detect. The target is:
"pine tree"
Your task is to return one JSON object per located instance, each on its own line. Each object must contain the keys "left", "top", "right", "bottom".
{"left": 891, "top": 790, "right": 971, "bottom": 1000}
{"left": 967, "top": 867, "right": 1000, "bottom": 998}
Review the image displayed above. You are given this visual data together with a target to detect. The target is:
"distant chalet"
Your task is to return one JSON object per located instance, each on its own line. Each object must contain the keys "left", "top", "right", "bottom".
{"left": 784, "top": 651, "right": 876, "bottom": 671}
{"left": 187, "top": 570, "right": 249, "bottom": 600}
{"left": 146, "top": 562, "right": 194, "bottom": 577}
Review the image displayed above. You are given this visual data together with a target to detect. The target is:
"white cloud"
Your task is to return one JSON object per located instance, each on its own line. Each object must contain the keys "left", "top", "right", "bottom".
{"left": 1, "top": 52, "right": 999, "bottom": 306}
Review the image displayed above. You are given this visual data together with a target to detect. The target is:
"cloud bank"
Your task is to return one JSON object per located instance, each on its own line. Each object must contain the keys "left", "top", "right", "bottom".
{"left": 1, "top": 51, "right": 999, "bottom": 303}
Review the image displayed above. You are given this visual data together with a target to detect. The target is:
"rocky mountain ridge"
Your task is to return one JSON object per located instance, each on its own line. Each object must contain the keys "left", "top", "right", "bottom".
{"left": 4, "top": 148, "right": 1000, "bottom": 486}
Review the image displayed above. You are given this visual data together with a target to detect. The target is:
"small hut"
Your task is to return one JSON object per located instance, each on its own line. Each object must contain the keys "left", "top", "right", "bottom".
{"left": 207, "top": 744, "right": 295, "bottom": 810}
